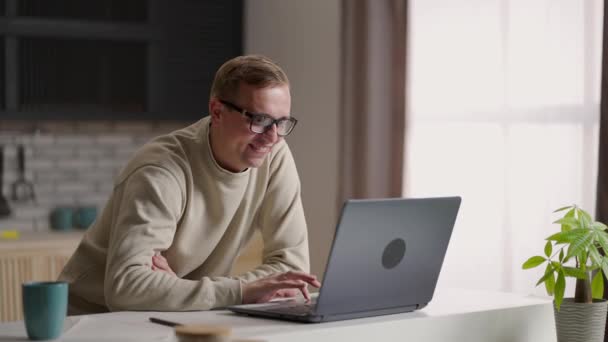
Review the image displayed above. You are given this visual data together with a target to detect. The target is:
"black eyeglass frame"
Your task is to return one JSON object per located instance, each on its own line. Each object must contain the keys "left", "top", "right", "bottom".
{"left": 218, "top": 99, "right": 298, "bottom": 137}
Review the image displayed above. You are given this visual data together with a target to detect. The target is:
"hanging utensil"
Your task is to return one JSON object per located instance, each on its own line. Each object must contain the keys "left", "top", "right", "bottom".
{"left": 0, "top": 146, "right": 12, "bottom": 218}
{"left": 11, "top": 144, "right": 36, "bottom": 203}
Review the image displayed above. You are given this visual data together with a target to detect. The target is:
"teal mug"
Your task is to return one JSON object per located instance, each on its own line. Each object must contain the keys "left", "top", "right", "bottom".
{"left": 74, "top": 206, "right": 97, "bottom": 230}
{"left": 50, "top": 208, "right": 73, "bottom": 231}
{"left": 22, "top": 281, "right": 68, "bottom": 340}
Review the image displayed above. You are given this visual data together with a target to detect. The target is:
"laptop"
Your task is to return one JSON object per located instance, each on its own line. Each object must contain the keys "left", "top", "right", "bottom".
{"left": 228, "top": 196, "right": 461, "bottom": 323}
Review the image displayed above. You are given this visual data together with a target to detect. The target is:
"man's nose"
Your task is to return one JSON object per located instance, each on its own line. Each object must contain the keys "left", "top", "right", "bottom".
{"left": 262, "top": 124, "right": 279, "bottom": 143}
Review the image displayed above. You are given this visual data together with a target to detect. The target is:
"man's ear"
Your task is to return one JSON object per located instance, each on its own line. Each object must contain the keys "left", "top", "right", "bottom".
{"left": 209, "top": 97, "right": 223, "bottom": 124}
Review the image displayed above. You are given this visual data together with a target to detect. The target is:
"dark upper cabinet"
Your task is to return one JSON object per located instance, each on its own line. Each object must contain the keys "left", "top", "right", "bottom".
{"left": 0, "top": 0, "right": 243, "bottom": 120}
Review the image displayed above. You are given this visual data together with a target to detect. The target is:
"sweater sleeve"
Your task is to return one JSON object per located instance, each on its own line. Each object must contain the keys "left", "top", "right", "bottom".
{"left": 230, "top": 143, "right": 310, "bottom": 283}
{"left": 104, "top": 165, "right": 242, "bottom": 311}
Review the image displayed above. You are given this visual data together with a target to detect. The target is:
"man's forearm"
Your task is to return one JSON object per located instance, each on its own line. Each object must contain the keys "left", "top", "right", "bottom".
{"left": 105, "top": 265, "right": 241, "bottom": 311}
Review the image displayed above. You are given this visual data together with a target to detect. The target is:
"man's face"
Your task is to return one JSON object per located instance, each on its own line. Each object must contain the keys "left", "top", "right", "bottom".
{"left": 210, "top": 82, "right": 291, "bottom": 172}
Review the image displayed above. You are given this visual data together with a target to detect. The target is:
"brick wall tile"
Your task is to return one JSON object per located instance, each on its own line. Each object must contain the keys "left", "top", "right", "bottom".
{"left": 154, "top": 121, "right": 192, "bottom": 133}
{"left": 95, "top": 158, "right": 126, "bottom": 170}
{"left": 36, "top": 194, "right": 74, "bottom": 206}
{"left": 76, "top": 194, "right": 109, "bottom": 207}
{"left": 55, "top": 135, "right": 97, "bottom": 146}
{"left": 37, "top": 121, "right": 76, "bottom": 133}
{"left": 34, "top": 184, "right": 55, "bottom": 196}
{"left": 110, "top": 122, "right": 157, "bottom": 133}
{"left": 76, "top": 147, "right": 114, "bottom": 158}
{"left": 75, "top": 121, "right": 114, "bottom": 132}
{"left": 0, "top": 136, "right": 17, "bottom": 144}
{"left": 56, "top": 160, "right": 96, "bottom": 170}
{"left": 56, "top": 183, "right": 96, "bottom": 194}
{"left": 77, "top": 170, "right": 116, "bottom": 181}
{"left": 35, "top": 170, "right": 78, "bottom": 183}
{"left": 33, "top": 146, "right": 75, "bottom": 158}
{"left": 0, "top": 218, "right": 37, "bottom": 232}
{"left": 96, "top": 135, "right": 133, "bottom": 145}
{"left": 31, "top": 134, "right": 55, "bottom": 146}
{"left": 28, "top": 159, "right": 55, "bottom": 170}
{"left": 11, "top": 205, "right": 50, "bottom": 220}
{"left": 114, "top": 146, "right": 139, "bottom": 160}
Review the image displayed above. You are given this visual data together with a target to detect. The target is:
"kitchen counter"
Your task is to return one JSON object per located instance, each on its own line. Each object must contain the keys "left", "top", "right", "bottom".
{"left": 0, "top": 231, "right": 84, "bottom": 253}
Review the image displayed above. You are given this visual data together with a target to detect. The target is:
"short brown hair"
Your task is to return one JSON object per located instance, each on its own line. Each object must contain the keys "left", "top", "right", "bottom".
{"left": 210, "top": 55, "right": 290, "bottom": 100}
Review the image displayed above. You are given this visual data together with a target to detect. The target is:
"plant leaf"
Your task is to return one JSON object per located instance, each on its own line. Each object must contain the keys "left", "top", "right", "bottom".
{"left": 542, "top": 264, "right": 555, "bottom": 295}
{"left": 591, "top": 222, "right": 608, "bottom": 231}
{"left": 536, "top": 263, "right": 554, "bottom": 285}
{"left": 554, "top": 217, "right": 581, "bottom": 231}
{"left": 596, "top": 232, "right": 608, "bottom": 255}
{"left": 588, "top": 247, "right": 608, "bottom": 278}
{"left": 554, "top": 206, "right": 573, "bottom": 213}
{"left": 563, "top": 267, "right": 588, "bottom": 279}
{"left": 522, "top": 256, "right": 546, "bottom": 269}
{"left": 565, "top": 230, "right": 595, "bottom": 260}
{"left": 578, "top": 208, "right": 593, "bottom": 229}
{"left": 544, "top": 241, "right": 552, "bottom": 258}
{"left": 563, "top": 209, "right": 576, "bottom": 231}
{"left": 592, "top": 271, "right": 605, "bottom": 299}
{"left": 565, "top": 208, "right": 576, "bottom": 217}
{"left": 559, "top": 249, "right": 564, "bottom": 262}
{"left": 554, "top": 269, "right": 566, "bottom": 311}
{"left": 547, "top": 229, "right": 587, "bottom": 244}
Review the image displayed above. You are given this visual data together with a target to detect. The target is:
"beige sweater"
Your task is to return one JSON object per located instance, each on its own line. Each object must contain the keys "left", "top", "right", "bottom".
{"left": 58, "top": 117, "right": 309, "bottom": 313}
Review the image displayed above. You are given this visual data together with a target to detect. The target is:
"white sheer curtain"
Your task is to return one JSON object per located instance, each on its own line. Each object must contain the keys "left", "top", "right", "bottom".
{"left": 405, "top": 0, "right": 603, "bottom": 296}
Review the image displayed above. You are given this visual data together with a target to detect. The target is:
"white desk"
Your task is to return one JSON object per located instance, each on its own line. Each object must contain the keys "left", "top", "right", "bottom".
{"left": 0, "top": 288, "right": 556, "bottom": 342}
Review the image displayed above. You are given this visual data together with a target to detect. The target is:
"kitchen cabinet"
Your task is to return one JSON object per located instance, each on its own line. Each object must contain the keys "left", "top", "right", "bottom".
{"left": 0, "top": 0, "right": 242, "bottom": 120}
{"left": 0, "top": 231, "right": 80, "bottom": 322}
{"left": 0, "top": 231, "right": 262, "bottom": 322}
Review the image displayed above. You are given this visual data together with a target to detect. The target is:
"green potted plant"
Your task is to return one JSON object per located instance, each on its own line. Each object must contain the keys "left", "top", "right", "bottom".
{"left": 522, "top": 205, "right": 608, "bottom": 342}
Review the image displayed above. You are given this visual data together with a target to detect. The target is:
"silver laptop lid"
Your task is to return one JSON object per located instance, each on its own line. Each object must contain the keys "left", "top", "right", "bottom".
{"left": 315, "top": 197, "right": 461, "bottom": 315}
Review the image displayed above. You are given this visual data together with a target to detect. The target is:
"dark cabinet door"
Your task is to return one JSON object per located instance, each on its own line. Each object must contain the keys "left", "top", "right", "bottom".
{"left": 0, "top": 0, "right": 243, "bottom": 120}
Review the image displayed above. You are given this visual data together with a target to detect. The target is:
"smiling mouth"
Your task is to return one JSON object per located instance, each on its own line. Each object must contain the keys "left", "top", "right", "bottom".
{"left": 249, "top": 143, "right": 272, "bottom": 154}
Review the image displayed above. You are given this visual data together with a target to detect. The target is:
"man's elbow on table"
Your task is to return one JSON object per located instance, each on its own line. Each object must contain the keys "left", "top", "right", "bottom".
{"left": 104, "top": 267, "right": 161, "bottom": 311}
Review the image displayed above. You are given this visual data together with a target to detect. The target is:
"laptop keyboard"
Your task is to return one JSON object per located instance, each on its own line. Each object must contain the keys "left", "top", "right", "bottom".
{"left": 264, "top": 302, "right": 316, "bottom": 316}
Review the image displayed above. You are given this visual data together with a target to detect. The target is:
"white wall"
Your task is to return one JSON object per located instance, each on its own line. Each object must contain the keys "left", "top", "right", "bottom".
{"left": 245, "top": 0, "right": 341, "bottom": 278}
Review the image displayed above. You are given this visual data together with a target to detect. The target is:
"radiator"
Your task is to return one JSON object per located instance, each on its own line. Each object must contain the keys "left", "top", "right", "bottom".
{"left": 0, "top": 254, "right": 70, "bottom": 322}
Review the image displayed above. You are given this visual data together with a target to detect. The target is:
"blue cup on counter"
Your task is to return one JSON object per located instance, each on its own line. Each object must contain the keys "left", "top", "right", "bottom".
{"left": 50, "top": 206, "right": 97, "bottom": 231}
{"left": 74, "top": 206, "right": 97, "bottom": 229}
{"left": 50, "top": 207, "right": 73, "bottom": 231}
{"left": 22, "top": 281, "right": 68, "bottom": 340}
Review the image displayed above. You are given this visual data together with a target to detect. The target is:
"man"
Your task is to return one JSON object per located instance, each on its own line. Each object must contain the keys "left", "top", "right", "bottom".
{"left": 59, "top": 55, "right": 320, "bottom": 314}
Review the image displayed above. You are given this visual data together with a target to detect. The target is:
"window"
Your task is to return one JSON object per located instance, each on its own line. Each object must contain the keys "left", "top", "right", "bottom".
{"left": 406, "top": 0, "right": 602, "bottom": 296}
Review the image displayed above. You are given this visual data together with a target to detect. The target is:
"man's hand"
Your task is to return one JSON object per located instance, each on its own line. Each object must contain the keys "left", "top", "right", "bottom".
{"left": 151, "top": 252, "right": 176, "bottom": 276}
{"left": 242, "top": 271, "right": 321, "bottom": 304}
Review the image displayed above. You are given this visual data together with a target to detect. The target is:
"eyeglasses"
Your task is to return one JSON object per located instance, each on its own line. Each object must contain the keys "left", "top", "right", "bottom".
{"left": 219, "top": 99, "right": 298, "bottom": 137}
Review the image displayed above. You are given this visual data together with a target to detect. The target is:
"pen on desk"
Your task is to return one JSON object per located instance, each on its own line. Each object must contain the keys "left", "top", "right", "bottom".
{"left": 149, "top": 317, "right": 183, "bottom": 327}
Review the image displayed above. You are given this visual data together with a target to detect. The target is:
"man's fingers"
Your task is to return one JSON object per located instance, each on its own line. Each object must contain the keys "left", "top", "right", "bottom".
{"left": 152, "top": 254, "right": 176, "bottom": 276}
{"left": 153, "top": 254, "right": 169, "bottom": 269}
{"left": 270, "top": 279, "right": 307, "bottom": 291}
{"left": 300, "top": 286, "right": 311, "bottom": 301}
{"left": 270, "top": 281, "right": 310, "bottom": 301}
{"left": 278, "top": 271, "right": 321, "bottom": 288}
{"left": 273, "top": 289, "right": 299, "bottom": 299}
